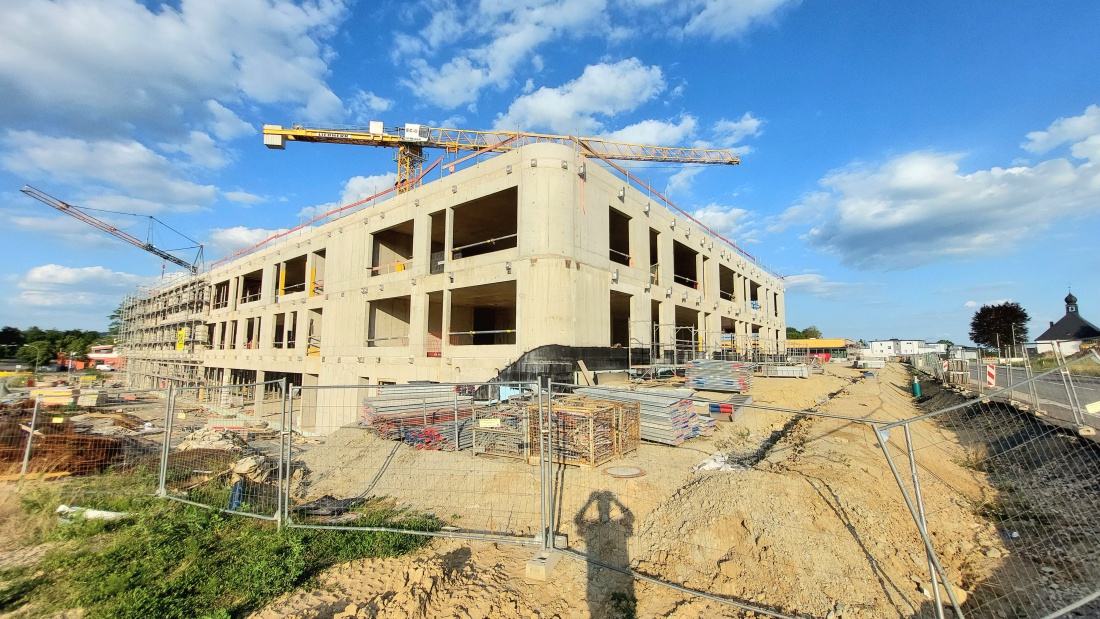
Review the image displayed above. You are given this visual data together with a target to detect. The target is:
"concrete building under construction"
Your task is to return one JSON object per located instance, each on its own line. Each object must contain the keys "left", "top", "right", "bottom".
{"left": 118, "top": 141, "right": 786, "bottom": 425}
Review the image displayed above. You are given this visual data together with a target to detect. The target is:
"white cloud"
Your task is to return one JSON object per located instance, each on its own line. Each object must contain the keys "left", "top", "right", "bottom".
{"left": 690, "top": 202, "right": 754, "bottom": 237}
{"left": 783, "top": 273, "right": 862, "bottom": 301}
{"left": 0, "top": 0, "right": 349, "bottom": 131}
{"left": 713, "top": 113, "right": 764, "bottom": 147}
{"left": 1022, "top": 104, "right": 1100, "bottom": 154}
{"left": 785, "top": 134, "right": 1100, "bottom": 269}
{"left": 296, "top": 173, "right": 399, "bottom": 220}
{"left": 665, "top": 166, "right": 705, "bottom": 196}
{"left": 602, "top": 115, "right": 697, "bottom": 145}
{"left": 17, "top": 264, "right": 147, "bottom": 307}
{"left": 349, "top": 90, "right": 393, "bottom": 121}
{"left": 7, "top": 211, "right": 117, "bottom": 248}
{"left": 206, "top": 100, "right": 256, "bottom": 141}
{"left": 207, "top": 226, "right": 289, "bottom": 258}
{"left": 682, "top": 0, "right": 799, "bottom": 39}
{"left": 402, "top": 0, "right": 610, "bottom": 108}
{"left": 2, "top": 131, "right": 216, "bottom": 211}
{"left": 494, "top": 59, "right": 665, "bottom": 134}
{"left": 159, "top": 131, "right": 228, "bottom": 169}
{"left": 223, "top": 191, "right": 266, "bottom": 205}
{"left": 964, "top": 300, "right": 978, "bottom": 308}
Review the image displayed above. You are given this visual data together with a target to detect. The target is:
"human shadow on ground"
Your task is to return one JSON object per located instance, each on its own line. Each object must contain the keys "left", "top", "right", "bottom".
{"left": 574, "top": 490, "right": 636, "bottom": 619}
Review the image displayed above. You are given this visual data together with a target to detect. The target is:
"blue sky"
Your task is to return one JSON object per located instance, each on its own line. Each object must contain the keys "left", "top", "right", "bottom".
{"left": 1, "top": 0, "right": 1098, "bottom": 344}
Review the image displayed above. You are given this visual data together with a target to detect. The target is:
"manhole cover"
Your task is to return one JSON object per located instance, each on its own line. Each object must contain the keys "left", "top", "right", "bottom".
{"left": 604, "top": 466, "right": 646, "bottom": 478}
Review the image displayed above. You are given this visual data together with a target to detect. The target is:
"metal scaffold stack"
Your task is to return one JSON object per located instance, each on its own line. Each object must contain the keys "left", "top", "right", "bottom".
{"left": 534, "top": 395, "right": 640, "bottom": 467}
{"left": 575, "top": 387, "right": 716, "bottom": 446}
{"left": 358, "top": 386, "right": 476, "bottom": 451}
{"left": 684, "top": 359, "right": 754, "bottom": 392}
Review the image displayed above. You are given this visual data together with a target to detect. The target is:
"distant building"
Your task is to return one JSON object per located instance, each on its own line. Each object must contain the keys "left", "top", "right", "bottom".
{"left": 785, "top": 338, "right": 856, "bottom": 361}
{"left": 862, "top": 339, "right": 947, "bottom": 358}
{"left": 1035, "top": 293, "right": 1100, "bottom": 355}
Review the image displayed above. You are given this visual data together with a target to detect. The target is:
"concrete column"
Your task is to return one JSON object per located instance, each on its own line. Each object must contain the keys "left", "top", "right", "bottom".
{"left": 409, "top": 290, "right": 427, "bottom": 355}
{"left": 254, "top": 369, "right": 265, "bottom": 414}
{"left": 658, "top": 298, "right": 674, "bottom": 362}
{"left": 231, "top": 276, "right": 240, "bottom": 311}
{"left": 444, "top": 207, "right": 455, "bottom": 262}
{"left": 442, "top": 288, "right": 452, "bottom": 355}
{"left": 629, "top": 294, "right": 649, "bottom": 347}
{"left": 260, "top": 263, "right": 276, "bottom": 305}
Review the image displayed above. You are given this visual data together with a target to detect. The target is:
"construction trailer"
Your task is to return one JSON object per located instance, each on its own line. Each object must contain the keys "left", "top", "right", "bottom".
{"left": 119, "top": 141, "right": 786, "bottom": 431}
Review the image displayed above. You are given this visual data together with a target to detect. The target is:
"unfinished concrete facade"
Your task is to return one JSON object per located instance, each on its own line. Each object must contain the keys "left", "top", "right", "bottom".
{"left": 119, "top": 142, "right": 786, "bottom": 426}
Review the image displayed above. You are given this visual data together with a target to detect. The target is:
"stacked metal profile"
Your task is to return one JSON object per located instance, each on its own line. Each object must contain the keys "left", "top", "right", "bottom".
{"left": 759, "top": 363, "right": 811, "bottom": 378}
{"left": 471, "top": 405, "right": 533, "bottom": 460}
{"left": 684, "top": 359, "right": 754, "bottom": 392}
{"left": 575, "top": 387, "right": 715, "bottom": 446}
{"left": 359, "top": 386, "right": 475, "bottom": 451}
{"left": 531, "top": 395, "right": 640, "bottom": 467}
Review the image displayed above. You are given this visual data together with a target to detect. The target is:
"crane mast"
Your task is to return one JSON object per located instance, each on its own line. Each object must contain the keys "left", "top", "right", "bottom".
{"left": 20, "top": 185, "right": 199, "bottom": 274}
{"left": 263, "top": 123, "right": 740, "bottom": 192}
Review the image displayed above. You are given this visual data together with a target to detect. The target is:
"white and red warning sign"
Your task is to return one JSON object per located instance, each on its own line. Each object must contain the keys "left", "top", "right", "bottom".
{"left": 942, "top": 361, "right": 949, "bottom": 375}
{"left": 986, "top": 364, "right": 996, "bottom": 387}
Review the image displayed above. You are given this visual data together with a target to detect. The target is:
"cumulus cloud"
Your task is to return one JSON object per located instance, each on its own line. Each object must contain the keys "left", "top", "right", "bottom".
{"left": 712, "top": 113, "right": 764, "bottom": 148}
{"left": 349, "top": 90, "right": 393, "bottom": 121}
{"left": 3, "top": 131, "right": 216, "bottom": 212}
{"left": 665, "top": 166, "right": 705, "bottom": 196}
{"left": 682, "top": 0, "right": 800, "bottom": 39}
{"left": 0, "top": 0, "right": 349, "bottom": 132}
{"left": 602, "top": 115, "right": 697, "bottom": 145}
{"left": 17, "top": 264, "right": 148, "bottom": 307}
{"left": 159, "top": 131, "right": 228, "bottom": 169}
{"left": 781, "top": 104, "right": 1100, "bottom": 269}
{"left": 964, "top": 300, "right": 978, "bottom": 308}
{"left": 783, "top": 273, "right": 862, "bottom": 301}
{"left": 494, "top": 59, "right": 665, "bottom": 134}
{"left": 223, "top": 191, "right": 266, "bottom": 205}
{"left": 207, "top": 226, "right": 289, "bottom": 258}
{"left": 296, "top": 172, "right": 399, "bottom": 220}
{"left": 206, "top": 100, "right": 256, "bottom": 141}
{"left": 1022, "top": 104, "right": 1100, "bottom": 154}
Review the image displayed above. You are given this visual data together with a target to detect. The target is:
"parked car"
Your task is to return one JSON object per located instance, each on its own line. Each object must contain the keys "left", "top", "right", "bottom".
{"left": 95, "top": 364, "right": 116, "bottom": 372}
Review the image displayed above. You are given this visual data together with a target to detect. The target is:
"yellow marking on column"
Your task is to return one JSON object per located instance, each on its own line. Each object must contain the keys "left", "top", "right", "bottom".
{"left": 279, "top": 266, "right": 286, "bottom": 296}
{"left": 309, "top": 268, "right": 316, "bottom": 297}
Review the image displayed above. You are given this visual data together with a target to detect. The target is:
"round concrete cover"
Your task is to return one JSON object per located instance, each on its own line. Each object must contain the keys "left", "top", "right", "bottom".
{"left": 604, "top": 466, "right": 646, "bottom": 478}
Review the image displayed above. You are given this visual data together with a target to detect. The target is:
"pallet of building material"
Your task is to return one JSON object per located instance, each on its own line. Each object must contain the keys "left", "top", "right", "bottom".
{"left": 472, "top": 405, "right": 533, "bottom": 460}
{"left": 75, "top": 391, "right": 107, "bottom": 407}
{"left": 529, "top": 396, "right": 639, "bottom": 467}
{"left": 574, "top": 387, "right": 713, "bottom": 447}
{"left": 684, "top": 359, "right": 754, "bottom": 393}
{"left": 759, "top": 364, "right": 811, "bottom": 378}
{"left": 706, "top": 393, "right": 754, "bottom": 421}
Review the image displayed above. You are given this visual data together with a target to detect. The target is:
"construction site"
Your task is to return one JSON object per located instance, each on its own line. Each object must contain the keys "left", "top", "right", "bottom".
{"left": 106, "top": 124, "right": 787, "bottom": 429}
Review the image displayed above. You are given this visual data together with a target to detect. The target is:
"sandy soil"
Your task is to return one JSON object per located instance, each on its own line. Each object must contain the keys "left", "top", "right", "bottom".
{"left": 253, "top": 364, "right": 1006, "bottom": 619}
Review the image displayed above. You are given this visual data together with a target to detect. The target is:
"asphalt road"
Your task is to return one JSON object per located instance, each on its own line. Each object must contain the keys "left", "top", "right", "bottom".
{"left": 967, "top": 365, "right": 1100, "bottom": 431}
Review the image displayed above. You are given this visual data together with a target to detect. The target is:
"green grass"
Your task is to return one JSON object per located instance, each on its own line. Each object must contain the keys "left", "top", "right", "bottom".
{"left": 0, "top": 478, "right": 440, "bottom": 619}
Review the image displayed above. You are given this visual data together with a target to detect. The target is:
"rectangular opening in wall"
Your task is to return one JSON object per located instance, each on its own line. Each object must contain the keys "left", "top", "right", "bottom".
{"left": 430, "top": 211, "right": 446, "bottom": 274}
{"left": 228, "top": 320, "right": 238, "bottom": 349}
{"left": 213, "top": 280, "right": 230, "bottom": 309}
{"left": 719, "top": 264, "right": 735, "bottom": 301}
{"left": 307, "top": 308, "right": 323, "bottom": 355}
{"left": 674, "top": 304, "right": 699, "bottom": 362}
{"left": 610, "top": 291, "right": 631, "bottom": 347}
{"left": 750, "top": 281, "right": 761, "bottom": 310}
{"left": 371, "top": 219, "right": 414, "bottom": 276}
{"left": 367, "top": 296, "right": 412, "bottom": 347}
{"left": 773, "top": 291, "right": 779, "bottom": 317}
{"left": 427, "top": 291, "right": 443, "bottom": 356}
{"left": 287, "top": 311, "right": 298, "bottom": 348}
{"left": 609, "top": 207, "right": 631, "bottom": 267}
{"left": 449, "top": 281, "right": 517, "bottom": 345}
{"left": 281, "top": 255, "right": 307, "bottom": 294}
{"left": 244, "top": 317, "right": 260, "bottom": 349}
{"left": 672, "top": 241, "right": 698, "bottom": 289}
{"left": 240, "top": 269, "right": 263, "bottom": 304}
{"left": 311, "top": 249, "right": 326, "bottom": 295}
{"left": 452, "top": 187, "right": 518, "bottom": 260}
{"left": 649, "top": 229, "right": 660, "bottom": 285}
{"left": 272, "top": 313, "right": 285, "bottom": 348}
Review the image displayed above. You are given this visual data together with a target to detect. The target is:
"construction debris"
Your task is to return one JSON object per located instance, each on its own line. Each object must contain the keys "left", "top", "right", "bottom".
{"left": 56, "top": 504, "right": 130, "bottom": 522}
{"left": 178, "top": 428, "right": 248, "bottom": 452}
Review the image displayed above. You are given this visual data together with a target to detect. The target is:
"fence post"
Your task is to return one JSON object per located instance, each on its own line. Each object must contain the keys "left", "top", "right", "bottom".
{"left": 276, "top": 378, "right": 287, "bottom": 529}
{"left": 283, "top": 386, "right": 297, "bottom": 526}
{"left": 19, "top": 395, "right": 42, "bottom": 479}
{"left": 538, "top": 377, "right": 548, "bottom": 551}
{"left": 157, "top": 384, "right": 175, "bottom": 498}
{"left": 905, "top": 424, "right": 944, "bottom": 619}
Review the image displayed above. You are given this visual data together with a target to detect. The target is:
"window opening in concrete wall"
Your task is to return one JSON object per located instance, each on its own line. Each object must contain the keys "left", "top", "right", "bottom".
{"left": 287, "top": 311, "right": 298, "bottom": 348}
{"left": 672, "top": 241, "right": 699, "bottom": 289}
{"left": 719, "top": 264, "right": 736, "bottom": 301}
{"left": 280, "top": 255, "right": 307, "bottom": 294}
{"left": 701, "top": 256, "right": 709, "bottom": 295}
{"left": 649, "top": 229, "right": 660, "bottom": 285}
{"left": 427, "top": 291, "right": 444, "bottom": 356}
{"left": 750, "top": 281, "right": 761, "bottom": 310}
{"left": 273, "top": 313, "right": 286, "bottom": 348}
{"left": 310, "top": 249, "right": 326, "bottom": 295}
{"left": 213, "top": 280, "right": 230, "bottom": 309}
{"left": 721, "top": 317, "right": 736, "bottom": 356}
{"left": 228, "top": 320, "right": 238, "bottom": 349}
{"left": 367, "top": 296, "right": 412, "bottom": 347}
{"left": 430, "top": 212, "right": 446, "bottom": 274}
{"left": 371, "top": 219, "right": 414, "bottom": 276}
{"left": 244, "top": 317, "right": 261, "bottom": 349}
{"left": 674, "top": 305, "right": 700, "bottom": 362}
{"left": 200, "top": 323, "right": 213, "bottom": 348}
{"left": 307, "top": 308, "right": 322, "bottom": 355}
{"left": 610, "top": 291, "right": 631, "bottom": 347}
{"left": 451, "top": 187, "right": 518, "bottom": 260}
{"left": 449, "top": 281, "right": 517, "bottom": 345}
{"left": 217, "top": 322, "right": 227, "bottom": 349}
{"left": 229, "top": 369, "right": 258, "bottom": 403}
{"left": 240, "top": 270, "right": 263, "bottom": 304}
{"left": 773, "top": 291, "right": 780, "bottom": 317}
{"left": 609, "top": 207, "right": 631, "bottom": 267}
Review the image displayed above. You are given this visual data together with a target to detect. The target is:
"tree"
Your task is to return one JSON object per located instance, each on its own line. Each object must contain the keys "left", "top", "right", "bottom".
{"left": 802, "top": 325, "right": 822, "bottom": 339}
{"left": 937, "top": 339, "right": 954, "bottom": 347}
{"left": 969, "top": 302, "right": 1029, "bottom": 351}
{"left": 17, "top": 340, "right": 57, "bottom": 368}
{"left": 0, "top": 326, "right": 25, "bottom": 357}
{"left": 786, "top": 327, "right": 805, "bottom": 340}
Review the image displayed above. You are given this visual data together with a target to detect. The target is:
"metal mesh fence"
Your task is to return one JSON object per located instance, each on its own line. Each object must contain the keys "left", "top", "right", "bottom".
{"left": 283, "top": 381, "right": 544, "bottom": 545}
{"left": 161, "top": 380, "right": 285, "bottom": 520}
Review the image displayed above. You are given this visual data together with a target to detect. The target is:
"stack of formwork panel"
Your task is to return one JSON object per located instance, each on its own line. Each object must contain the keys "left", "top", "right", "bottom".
{"left": 575, "top": 387, "right": 715, "bottom": 446}
{"left": 684, "top": 359, "right": 754, "bottom": 392}
{"left": 531, "top": 395, "right": 640, "bottom": 467}
{"left": 759, "top": 363, "right": 811, "bottom": 378}
{"left": 359, "top": 386, "right": 476, "bottom": 451}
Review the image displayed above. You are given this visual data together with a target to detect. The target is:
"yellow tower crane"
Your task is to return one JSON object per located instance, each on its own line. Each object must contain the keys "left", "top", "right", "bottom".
{"left": 262, "top": 122, "right": 740, "bottom": 192}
